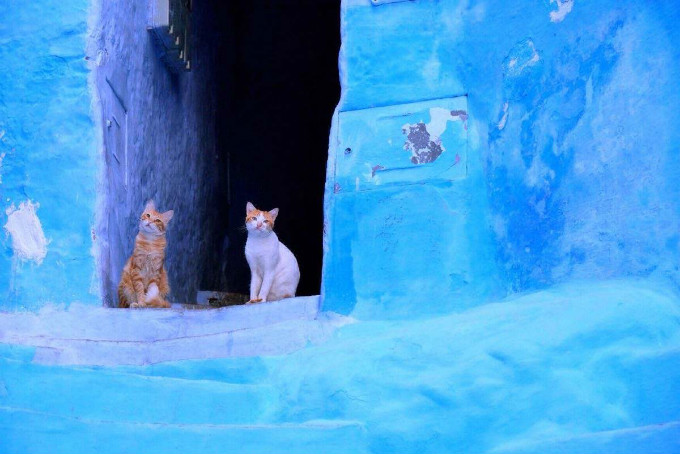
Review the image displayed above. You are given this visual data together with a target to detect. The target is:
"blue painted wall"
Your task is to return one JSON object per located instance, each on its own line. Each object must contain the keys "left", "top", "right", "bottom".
{"left": 0, "top": 0, "right": 98, "bottom": 309}
{"left": 322, "top": 0, "right": 680, "bottom": 317}
{"left": 1, "top": 2, "right": 680, "bottom": 453}
{"left": 0, "top": 0, "right": 226, "bottom": 309}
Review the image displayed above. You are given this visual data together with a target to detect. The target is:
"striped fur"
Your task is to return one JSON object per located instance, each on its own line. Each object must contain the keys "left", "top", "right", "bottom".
{"left": 117, "top": 200, "right": 174, "bottom": 308}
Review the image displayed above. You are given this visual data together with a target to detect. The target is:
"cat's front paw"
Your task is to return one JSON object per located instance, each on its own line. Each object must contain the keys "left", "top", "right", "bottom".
{"left": 130, "top": 302, "right": 145, "bottom": 308}
{"left": 247, "top": 299, "right": 263, "bottom": 304}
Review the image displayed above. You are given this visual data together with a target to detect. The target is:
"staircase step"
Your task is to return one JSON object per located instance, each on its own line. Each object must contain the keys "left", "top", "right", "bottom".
{"left": 23, "top": 313, "right": 346, "bottom": 366}
{"left": 0, "top": 295, "right": 320, "bottom": 343}
{"left": 0, "top": 357, "right": 278, "bottom": 425}
{"left": 116, "top": 355, "right": 271, "bottom": 384}
{"left": 494, "top": 421, "right": 680, "bottom": 454}
{"left": 0, "top": 407, "right": 368, "bottom": 454}
{"left": 0, "top": 301, "right": 351, "bottom": 366}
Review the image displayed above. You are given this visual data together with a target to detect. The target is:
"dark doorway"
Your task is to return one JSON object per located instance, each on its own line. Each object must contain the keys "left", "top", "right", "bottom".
{"left": 211, "top": 0, "right": 340, "bottom": 297}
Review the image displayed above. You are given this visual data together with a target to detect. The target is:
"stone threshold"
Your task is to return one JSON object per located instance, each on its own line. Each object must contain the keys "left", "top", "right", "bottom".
{"left": 0, "top": 296, "right": 353, "bottom": 365}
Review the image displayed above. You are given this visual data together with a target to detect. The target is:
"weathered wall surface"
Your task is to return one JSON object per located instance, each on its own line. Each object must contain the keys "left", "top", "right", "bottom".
{"left": 323, "top": 0, "right": 680, "bottom": 317}
{"left": 92, "top": 0, "right": 227, "bottom": 305}
{"left": 1, "top": 2, "right": 680, "bottom": 453}
{"left": 0, "top": 0, "right": 228, "bottom": 309}
{"left": 0, "top": 0, "right": 98, "bottom": 310}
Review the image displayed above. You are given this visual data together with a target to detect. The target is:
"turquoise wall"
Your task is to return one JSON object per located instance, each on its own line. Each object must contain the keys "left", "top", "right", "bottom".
{"left": 322, "top": 0, "right": 680, "bottom": 318}
{"left": 0, "top": 0, "right": 98, "bottom": 309}
{"left": 1, "top": 2, "right": 680, "bottom": 453}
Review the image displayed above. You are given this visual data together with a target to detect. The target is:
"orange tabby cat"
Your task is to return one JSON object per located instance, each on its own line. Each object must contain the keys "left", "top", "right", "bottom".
{"left": 117, "top": 200, "right": 174, "bottom": 308}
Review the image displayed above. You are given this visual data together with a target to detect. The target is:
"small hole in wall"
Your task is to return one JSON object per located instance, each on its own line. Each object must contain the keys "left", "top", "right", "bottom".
{"left": 100, "top": 0, "right": 340, "bottom": 307}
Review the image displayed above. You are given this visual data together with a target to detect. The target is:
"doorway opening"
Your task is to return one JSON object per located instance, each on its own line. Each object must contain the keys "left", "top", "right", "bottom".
{"left": 97, "top": 0, "right": 340, "bottom": 307}
{"left": 211, "top": 0, "right": 340, "bottom": 301}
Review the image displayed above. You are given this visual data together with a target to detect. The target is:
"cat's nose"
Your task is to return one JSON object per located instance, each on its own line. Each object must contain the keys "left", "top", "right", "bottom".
{"left": 257, "top": 222, "right": 263, "bottom": 228}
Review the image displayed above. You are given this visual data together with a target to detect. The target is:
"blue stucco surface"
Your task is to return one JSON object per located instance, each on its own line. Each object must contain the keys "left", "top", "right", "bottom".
{"left": 0, "top": 0, "right": 98, "bottom": 309}
{"left": 323, "top": 0, "right": 680, "bottom": 317}
{"left": 326, "top": 94, "right": 500, "bottom": 318}
{"left": 1, "top": 0, "right": 680, "bottom": 453}
{"left": 2, "top": 279, "right": 680, "bottom": 453}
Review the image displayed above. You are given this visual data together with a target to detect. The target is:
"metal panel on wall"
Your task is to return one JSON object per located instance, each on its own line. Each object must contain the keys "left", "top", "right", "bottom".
{"left": 335, "top": 96, "right": 468, "bottom": 193}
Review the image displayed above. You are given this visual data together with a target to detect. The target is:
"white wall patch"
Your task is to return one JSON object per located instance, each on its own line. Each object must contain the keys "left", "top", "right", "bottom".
{"left": 497, "top": 102, "right": 509, "bottom": 130}
{"left": 550, "top": 0, "right": 574, "bottom": 23}
{"left": 4, "top": 200, "right": 48, "bottom": 264}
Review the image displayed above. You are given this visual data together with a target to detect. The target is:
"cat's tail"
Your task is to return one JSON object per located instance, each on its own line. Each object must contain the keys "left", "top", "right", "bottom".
{"left": 117, "top": 291, "right": 130, "bottom": 308}
{"left": 117, "top": 281, "right": 131, "bottom": 308}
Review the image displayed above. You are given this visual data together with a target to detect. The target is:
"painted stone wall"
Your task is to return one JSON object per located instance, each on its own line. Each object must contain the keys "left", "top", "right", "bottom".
{"left": 0, "top": 0, "right": 98, "bottom": 310}
{"left": 92, "top": 0, "right": 228, "bottom": 305}
{"left": 322, "top": 0, "right": 680, "bottom": 318}
{"left": 0, "top": 0, "right": 227, "bottom": 309}
{"left": 1, "top": 2, "right": 679, "bottom": 453}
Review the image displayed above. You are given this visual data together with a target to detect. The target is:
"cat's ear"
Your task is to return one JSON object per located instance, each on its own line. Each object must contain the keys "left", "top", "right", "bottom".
{"left": 161, "top": 210, "right": 174, "bottom": 224}
{"left": 246, "top": 202, "right": 256, "bottom": 213}
{"left": 144, "top": 199, "right": 156, "bottom": 212}
{"left": 269, "top": 208, "right": 279, "bottom": 221}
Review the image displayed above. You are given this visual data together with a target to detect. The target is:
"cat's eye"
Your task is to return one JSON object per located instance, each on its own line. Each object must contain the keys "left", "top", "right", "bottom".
{"left": 145, "top": 213, "right": 151, "bottom": 218}
{"left": 263, "top": 220, "right": 269, "bottom": 224}
{"left": 248, "top": 217, "right": 256, "bottom": 221}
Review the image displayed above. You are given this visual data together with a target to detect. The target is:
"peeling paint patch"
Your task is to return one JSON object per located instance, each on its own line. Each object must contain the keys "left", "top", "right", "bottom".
{"left": 549, "top": 0, "right": 573, "bottom": 23}
{"left": 403, "top": 122, "right": 441, "bottom": 164}
{"left": 497, "top": 102, "right": 509, "bottom": 130}
{"left": 450, "top": 110, "right": 468, "bottom": 122}
{"left": 402, "top": 107, "right": 467, "bottom": 165}
{"left": 0, "top": 130, "right": 5, "bottom": 184}
{"left": 4, "top": 201, "right": 48, "bottom": 264}
{"left": 503, "top": 39, "right": 540, "bottom": 78}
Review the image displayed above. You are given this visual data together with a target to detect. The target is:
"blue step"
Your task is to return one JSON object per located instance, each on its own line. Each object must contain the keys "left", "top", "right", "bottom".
{"left": 0, "top": 297, "right": 352, "bottom": 365}
{"left": 0, "top": 357, "right": 277, "bottom": 425}
{"left": 0, "top": 296, "right": 320, "bottom": 342}
{"left": 493, "top": 421, "right": 680, "bottom": 454}
{"left": 0, "top": 407, "right": 369, "bottom": 454}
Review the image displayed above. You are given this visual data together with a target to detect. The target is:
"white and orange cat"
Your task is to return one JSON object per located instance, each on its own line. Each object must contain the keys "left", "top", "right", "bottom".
{"left": 118, "top": 200, "right": 174, "bottom": 308}
{"left": 245, "top": 202, "right": 300, "bottom": 303}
